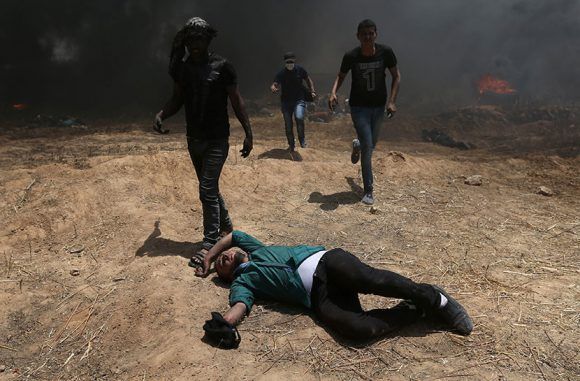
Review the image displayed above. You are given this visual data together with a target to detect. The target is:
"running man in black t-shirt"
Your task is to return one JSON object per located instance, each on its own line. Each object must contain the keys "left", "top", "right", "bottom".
{"left": 153, "top": 17, "right": 254, "bottom": 264}
{"left": 329, "top": 19, "right": 401, "bottom": 205}
{"left": 270, "top": 52, "right": 316, "bottom": 151}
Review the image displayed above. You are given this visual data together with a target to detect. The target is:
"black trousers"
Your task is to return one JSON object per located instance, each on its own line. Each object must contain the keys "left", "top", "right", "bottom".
{"left": 311, "top": 248, "right": 440, "bottom": 340}
{"left": 187, "top": 138, "right": 232, "bottom": 249}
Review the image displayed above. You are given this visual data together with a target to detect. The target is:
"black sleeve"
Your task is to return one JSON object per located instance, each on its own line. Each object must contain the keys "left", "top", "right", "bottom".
{"left": 168, "top": 57, "right": 183, "bottom": 83}
{"left": 168, "top": 45, "right": 186, "bottom": 83}
{"left": 384, "top": 48, "right": 397, "bottom": 69}
{"left": 222, "top": 61, "right": 238, "bottom": 86}
{"left": 274, "top": 69, "right": 283, "bottom": 83}
{"left": 339, "top": 52, "right": 353, "bottom": 74}
{"left": 300, "top": 66, "right": 309, "bottom": 79}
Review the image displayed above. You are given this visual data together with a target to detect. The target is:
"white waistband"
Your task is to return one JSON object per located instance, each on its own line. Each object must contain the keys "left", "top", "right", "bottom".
{"left": 297, "top": 250, "right": 327, "bottom": 297}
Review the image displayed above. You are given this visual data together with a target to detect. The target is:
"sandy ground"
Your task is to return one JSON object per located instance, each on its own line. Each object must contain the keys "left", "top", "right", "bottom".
{"left": 0, "top": 110, "right": 578, "bottom": 380}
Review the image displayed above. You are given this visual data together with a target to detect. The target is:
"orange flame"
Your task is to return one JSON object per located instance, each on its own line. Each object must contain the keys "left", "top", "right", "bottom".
{"left": 477, "top": 74, "right": 516, "bottom": 95}
{"left": 12, "top": 103, "right": 28, "bottom": 110}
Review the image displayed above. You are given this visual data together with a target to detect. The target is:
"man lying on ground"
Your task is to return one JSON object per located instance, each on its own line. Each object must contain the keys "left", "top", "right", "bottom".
{"left": 196, "top": 231, "right": 472, "bottom": 346}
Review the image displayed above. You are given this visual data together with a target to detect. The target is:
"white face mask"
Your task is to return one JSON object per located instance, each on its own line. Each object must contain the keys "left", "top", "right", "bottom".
{"left": 285, "top": 63, "right": 295, "bottom": 71}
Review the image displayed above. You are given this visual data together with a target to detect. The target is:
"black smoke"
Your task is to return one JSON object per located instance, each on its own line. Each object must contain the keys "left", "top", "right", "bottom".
{"left": 1, "top": 0, "right": 579, "bottom": 116}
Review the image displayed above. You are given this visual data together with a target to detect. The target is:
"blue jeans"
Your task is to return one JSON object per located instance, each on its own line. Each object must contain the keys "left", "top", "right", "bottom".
{"left": 187, "top": 138, "right": 233, "bottom": 250}
{"left": 350, "top": 106, "right": 385, "bottom": 194}
{"left": 281, "top": 100, "right": 306, "bottom": 149}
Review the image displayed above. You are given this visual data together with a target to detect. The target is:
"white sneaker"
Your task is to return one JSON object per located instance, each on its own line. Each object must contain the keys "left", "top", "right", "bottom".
{"left": 361, "top": 192, "right": 374, "bottom": 205}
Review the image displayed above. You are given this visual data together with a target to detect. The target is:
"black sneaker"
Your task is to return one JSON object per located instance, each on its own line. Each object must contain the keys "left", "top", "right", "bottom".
{"left": 351, "top": 139, "right": 361, "bottom": 164}
{"left": 432, "top": 285, "right": 473, "bottom": 336}
{"left": 300, "top": 141, "right": 307, "bottom": 148}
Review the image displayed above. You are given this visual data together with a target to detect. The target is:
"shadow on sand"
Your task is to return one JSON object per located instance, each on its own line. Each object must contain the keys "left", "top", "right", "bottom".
{"left": 258, "top": 148, "right": 303, "bottom": 162}
{"left": 308, "top": 177, "right": 363, "bottom": 210}
{"left": 135, "top": 219, "right": 202, "bottom": 259}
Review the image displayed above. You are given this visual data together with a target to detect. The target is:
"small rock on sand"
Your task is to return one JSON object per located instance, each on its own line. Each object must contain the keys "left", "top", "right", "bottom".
{"left": 538, "top": 186, "right": 554, "bottom": 196}
{"left": 465, "top": 175, "right": 483, "bottom": 186}
{"left": 70, "top": 269, "right": 80, "bottom": 276}
{"left": 69, "top": 246, "right": 84, "bottom": 254}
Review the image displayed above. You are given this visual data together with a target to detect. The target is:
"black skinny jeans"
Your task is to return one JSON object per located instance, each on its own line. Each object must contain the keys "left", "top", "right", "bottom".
{"left": 311, "top": 249, "right": 440, "bottom": 340}
{"left": 187, "top": 138, "right": 233, "bottom": 249}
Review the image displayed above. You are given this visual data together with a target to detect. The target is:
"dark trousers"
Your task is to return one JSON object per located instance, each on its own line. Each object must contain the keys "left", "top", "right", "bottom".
{"left": 281, "top": 100, "right": 306, "bottom": 149}
{"left": 311, "top": 248, "right": 440, "bottom": 340}
{"left": 187, "top": 138, "right": 232, "bottom": 250}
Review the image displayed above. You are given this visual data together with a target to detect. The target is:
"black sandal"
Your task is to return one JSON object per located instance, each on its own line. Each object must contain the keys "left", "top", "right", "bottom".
{"left": 188, "top": 248, "right": 207, "bottom": 268}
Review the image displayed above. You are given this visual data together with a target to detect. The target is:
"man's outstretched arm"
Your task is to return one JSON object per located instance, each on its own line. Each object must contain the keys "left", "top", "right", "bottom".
{"left": 223, "top": 302, "right": 247, "bottom": 325}
{"left": 195, "top": 233, "right": 233, "bottom": 277}
{"left": 306, "top": 75, "right": 316, "bottom": 98}
{"left": 387, "top": 66, "right": 401, "bottom": 114}
{"left": 154, "top": 82, "right": 184, "bottom": 133}
{"left": 328, "top": 71, "right": 346, "bottom": 110}
{"left": 227, "top": 85, "right": 253, "bottom": 157}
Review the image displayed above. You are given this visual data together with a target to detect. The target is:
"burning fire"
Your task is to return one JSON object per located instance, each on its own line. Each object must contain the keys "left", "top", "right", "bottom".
{"left": 12, "top": 103, "right": 29, "bottom": 111}
{"left": 477, "top": 74, "right": 516, "bottom": 95}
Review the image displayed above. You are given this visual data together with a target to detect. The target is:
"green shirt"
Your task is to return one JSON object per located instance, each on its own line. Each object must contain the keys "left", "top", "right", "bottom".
{"left": 229, "top": 231, "right": 325, "bottom": 314}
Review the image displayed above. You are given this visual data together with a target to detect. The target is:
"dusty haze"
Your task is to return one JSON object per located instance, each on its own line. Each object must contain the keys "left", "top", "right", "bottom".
{"left": 1, "top": 0, "right": 579, "bottom": 115}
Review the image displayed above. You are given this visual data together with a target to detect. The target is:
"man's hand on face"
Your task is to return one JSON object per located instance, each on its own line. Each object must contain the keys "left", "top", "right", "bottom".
{"left": 386, "top": 102, "right": 397, "bottom": 118}
{"left": 153, "top": 111, "right": 169, "bottom": 134}
{"left": 328, "top": 94, "right": 338, "bottom": 111}
{"left": 240, "top": 136, "right": 253, "bottom": 158}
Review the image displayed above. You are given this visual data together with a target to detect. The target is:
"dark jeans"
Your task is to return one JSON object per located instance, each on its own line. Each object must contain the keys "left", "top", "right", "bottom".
{"left": 350, "top": 106, "right": 385, "bottom": 193}
{"left": 281, "top": 100, "right": 306, "bottom": 149}
{"left": 311, "top": 248, "right": 440, "bottom": 340}
{"left": 187, "top": 138, "right": 233, "bottom": 250}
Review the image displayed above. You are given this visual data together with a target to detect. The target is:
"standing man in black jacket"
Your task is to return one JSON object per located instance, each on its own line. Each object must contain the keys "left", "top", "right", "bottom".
{"left": 154, "top": 17, "right": 253, "bottom": 265}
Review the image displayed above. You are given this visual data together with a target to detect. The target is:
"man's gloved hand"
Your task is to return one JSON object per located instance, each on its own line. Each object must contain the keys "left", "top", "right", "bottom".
{"left": 203, "top": 312, "right": 241, "bottom": 349}
{"left": 240, "top": 136, "right": 253, "bottom": 158}
{"left": 153, "top": 111, "right": 169, "bottom": 134}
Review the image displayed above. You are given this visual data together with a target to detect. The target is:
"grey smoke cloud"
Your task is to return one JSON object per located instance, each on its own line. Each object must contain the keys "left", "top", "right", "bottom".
{"left": 39, "top": 35, "right": 79, "bottom": 63}
{"left": 1, "top": 0, "right": 579, "bottom": 113}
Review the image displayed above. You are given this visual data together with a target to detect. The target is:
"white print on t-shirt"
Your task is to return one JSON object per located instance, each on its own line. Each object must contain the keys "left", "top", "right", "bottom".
{"left": 358, "top": 60, "right": 383, "bottom": 91}
{"left": 362, "top": 69, "right": 376, "bottom": 91}
{"left": 358, "top": 61, "right": 382, "bottom": 70}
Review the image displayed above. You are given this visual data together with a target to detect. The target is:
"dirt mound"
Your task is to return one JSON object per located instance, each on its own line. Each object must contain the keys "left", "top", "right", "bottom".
{"left": 0, "top": 116, "right": 578, "bottom": 380}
